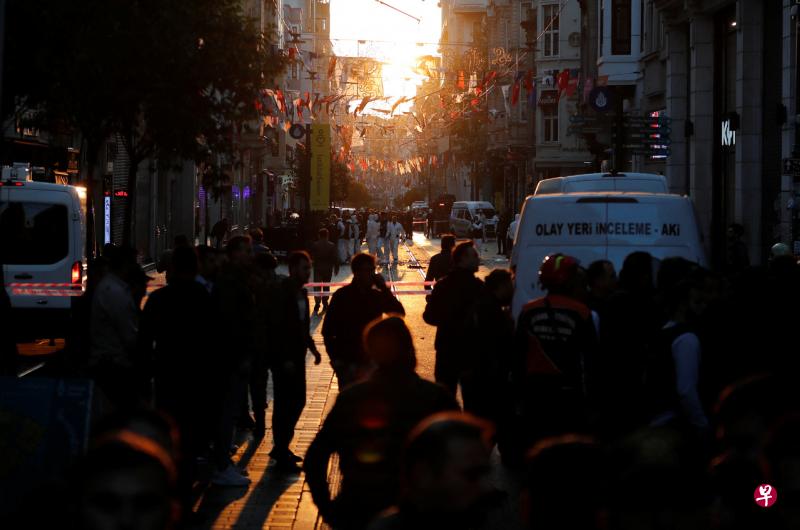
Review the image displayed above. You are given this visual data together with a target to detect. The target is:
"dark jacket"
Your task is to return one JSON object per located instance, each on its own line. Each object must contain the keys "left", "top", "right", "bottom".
{"left": 305, "top": 370, "right": 458, "bottom": 527}
{"left": 322, "top": 283, "right": 405, "bottom": 365}
{"left": 268, "top": 277, "right": 314, "bottom": 363}
{"left": 424, "top": 251, "right": 452, "bottom": 282}
{"left": 422, "top": 268, "right": 484, "bottom": 354}
{"left": 211, "top": 263, "right": 256, "bottom": 368}
{"left": 310, "top": 239, "right": 339, "bottom": 275}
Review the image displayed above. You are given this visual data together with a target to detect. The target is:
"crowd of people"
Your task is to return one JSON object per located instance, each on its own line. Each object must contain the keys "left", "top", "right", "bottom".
{"left": 5, "top": 220, "right": 800, "bottom": 530}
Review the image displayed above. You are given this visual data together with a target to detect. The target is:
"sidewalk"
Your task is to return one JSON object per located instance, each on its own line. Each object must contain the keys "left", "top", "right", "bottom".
{"left": 191, "top": 274, "right": 349, "bottom": 530}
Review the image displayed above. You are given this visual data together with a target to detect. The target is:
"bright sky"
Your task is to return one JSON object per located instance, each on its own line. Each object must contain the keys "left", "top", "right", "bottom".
{"left": 331, "top": 0, "right": 441, "bottom": 103}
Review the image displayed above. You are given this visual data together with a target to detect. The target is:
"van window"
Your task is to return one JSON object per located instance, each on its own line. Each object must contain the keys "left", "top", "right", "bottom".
{"left": 476, "top": 208, "right": 496, "bottom": 218}
{"left": 0, "top": 201, "right": 69, "bottom": 264}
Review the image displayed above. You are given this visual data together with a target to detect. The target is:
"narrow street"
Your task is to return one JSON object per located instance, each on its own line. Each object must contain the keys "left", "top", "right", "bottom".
{"left": 190, "top": 232, "right": 522, "bottom": 530}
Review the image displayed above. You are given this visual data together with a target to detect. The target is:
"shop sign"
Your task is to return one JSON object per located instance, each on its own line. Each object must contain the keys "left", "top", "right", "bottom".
{"left": 538, "top": 90, "right": 558, "bottom": 109}
{"left": 721, "top": 118, "right": 736, "bottom": 147}
{"left": 589, "top": 87, "right": 613, "bottom": 113}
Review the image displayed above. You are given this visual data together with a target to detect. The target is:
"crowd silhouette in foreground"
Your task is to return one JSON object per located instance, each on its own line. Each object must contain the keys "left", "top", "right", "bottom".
{"left": 4, "top": 229, "right": 800, "bottom": 530}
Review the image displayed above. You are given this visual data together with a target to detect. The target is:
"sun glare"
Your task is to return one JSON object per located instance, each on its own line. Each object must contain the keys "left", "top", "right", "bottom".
{"left": 331, "top": 0, "right": 441, "bottom": 110}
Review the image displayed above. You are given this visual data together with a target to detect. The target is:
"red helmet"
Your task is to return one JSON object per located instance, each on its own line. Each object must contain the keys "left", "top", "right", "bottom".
{"left": 539, "top": 253, "right": 580, "bottom": 291}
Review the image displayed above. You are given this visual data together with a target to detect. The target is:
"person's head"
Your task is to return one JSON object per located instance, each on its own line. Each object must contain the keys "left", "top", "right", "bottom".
{"left": 452, "top": 241, "right": 479, "bottom": 273}
{"left": 538, "top": 253, "right": 581, "bottom": 296}
{"left": 656, "top": 257, "right": 696, "bottom": 294}
{"left": 619, "top": 251, "right": 654, "bottom": 293}
{"left": 195, "top": 245, "right": 218, "bottom": 280}
{"left": 440, "top": 234, "right": 456, "bottom": 253}
{"left": 770, "top": 242, "right": 792, "bottom": 260}
{"left": 170, "top": 246, "right": 197, "bottom": 282}
{"left": 248, "top": 228, "right": 264, "bottom": 243}
{"left": 78, "top": 431, "right": 178, "bottom": 530}
{"left": 318, "top": 227, "right": 329, "bottom": 241}
{"left": 522, "top": 435, "right": 605, "bottom": 530}
{"left": 254, "top": 251, "right": 278, "bottom": 274}
{"left": 391, "top": 215, "right": 397, "bottom": 223}
{"left": 728, "top": 223, "right": 745, "bottom": 241}
{"left": 363, "top": 315, "right": 416, "bottom": 372}
{"left": 226, "top": 235, "right": 252, "bottom": 265}
{"left": 107, "top": 246, "right": 138, "bottom": 280}
{"left": 172, "top": 234, "right": 189, "bottom": 249}
{"left": 664, "top": 278, "right": 706, "bottom": 323}
{"left": 485, "top": 269, "right": 514, "bottom": 306}
{"left": 586, "top": 259, "right": 617, "bottom": 299}
{"left": 288, "top": 251, "right": 312, "bottom": 284}
{"left": 401, "top": 413, "right": 496, "bottom": 524}
{"left": 351, "top": 252, "right": 377, "bottom": 289}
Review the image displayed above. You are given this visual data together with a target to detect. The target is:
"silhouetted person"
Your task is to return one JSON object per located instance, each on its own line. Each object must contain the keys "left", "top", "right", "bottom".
{"left": 249, "top": 227, "right": 269, "bottom": 254}
{"left": 585, "top": 259, "right": 617, "bottom": 317}
{"left": 521, "top": 436, "right": 606, "bottom": 530}
{"left": 267, "top": 251, "right": 321, "bottom": 471}
{"left": 423, "top": 241, "right": 484, "bottom": 397}
{"left": 0, "top": 266, "right": 18, "bottom": 376}
{"left": 211, "top": 217, "right": 230, "bottom": 249}
{"left": 209, "top": 235, "right": 255, "bottom": 486}
{"left": 599, "top": 251, "right": 661, "bottom": 435}
{"left": 310, "top": 228, "right": 339, "bottom": 313}
{"left": 460, "top": 269, "right": 515, "bottom": 427}
{"left": 424, "top": 234, "right": 455, "bottom": 283}
{"left": 512, "top": 254, "right": 598, "bottom": 456}
{"left": 726, "top": 223, "right": 750, "bottom": 276}
{"left": 368, "top": 412, "right": 499, "bottom": 530}
{"left": 156, "top": 234, "right": 190, "bottom": 284}
{"left": 89, "top": 246, "right": 146, "bottom": 411}
{"left": 73, "top": 429, "right": 179, "bottom": 530}
{"left": 322, "top": 253, "right": 405, "bottom": 388}
{"left": 306, "top": 316, "right": 458, "bottom": 529}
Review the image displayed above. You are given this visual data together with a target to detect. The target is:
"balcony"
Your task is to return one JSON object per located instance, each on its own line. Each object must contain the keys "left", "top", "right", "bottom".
{"left": 452, "top": 0, "right": 487, "bottom": 14}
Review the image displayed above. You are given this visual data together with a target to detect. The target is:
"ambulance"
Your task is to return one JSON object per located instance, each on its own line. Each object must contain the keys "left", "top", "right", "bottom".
{"left": 510, "top": 173, "right": 706, "bottom": 318}
{"left": 1, "top": 165, "right": 87, "bottom": 340}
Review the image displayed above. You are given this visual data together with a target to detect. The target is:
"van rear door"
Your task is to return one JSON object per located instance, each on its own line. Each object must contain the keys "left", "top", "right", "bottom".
{"left": 512, "top": 195, "right": 608, "bottom": 317}
{"left": 605, "top": 194, "right": 706, "bottom": 267}
{"left": 1, "top": 187, "right": 75, "bottom": 311}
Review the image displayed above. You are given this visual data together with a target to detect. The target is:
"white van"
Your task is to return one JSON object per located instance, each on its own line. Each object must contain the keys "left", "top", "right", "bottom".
{"left": 450, "top": 201, "right": 497, "bottom": 237}
{"left": 534, "top": 172, "right": 669, "bottom": 195}
{"left": 1, "top": 168, "right": 87, "bottom": 340}
{"left": 510, "top": 190, "right": 706, "bottom": 319}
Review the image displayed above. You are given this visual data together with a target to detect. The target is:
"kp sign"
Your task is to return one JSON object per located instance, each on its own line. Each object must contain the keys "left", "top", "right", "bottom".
{"left": 310, "top": 124, "right": 331, "bottom": 211}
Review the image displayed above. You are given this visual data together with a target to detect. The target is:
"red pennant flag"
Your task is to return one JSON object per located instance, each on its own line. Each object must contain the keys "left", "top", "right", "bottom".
{"left": 511, "top": 82, "right": 521, "bottom": 106}
{"left": 276, "top": 90, "right": 286, "bottom": 114}
{"left": 523, "top": 70, "right": 534, "bottom": 92}
{"left": 457, "top": 71, "right": 465, "bottom": 90}
{"left": 557, "top": 70, "right": 570, "bottom": 96}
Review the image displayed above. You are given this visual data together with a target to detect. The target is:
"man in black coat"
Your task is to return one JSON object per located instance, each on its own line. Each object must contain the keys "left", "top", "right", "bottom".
{"left": 424, "top": 233, "right": 455, "bottom": 284}
{"left": 322, "top": 253, "right": 405, "bottom": 388}
{"left": 309, "top": 228, "right": 339, "bottom": 313}
{"left": 267, "top": 251, "right": 322, "bottom": 470}
{"left": 423, "top": 241, "right": 484, "bottom": 397}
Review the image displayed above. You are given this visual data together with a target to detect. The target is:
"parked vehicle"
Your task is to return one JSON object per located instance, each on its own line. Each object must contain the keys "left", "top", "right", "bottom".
{"left": 510, "top": 173, "right": 706, "bottom": 318}
{"left": 449, "top": 201, "right": 497, "bottom": 238}
{"left": 1, "top": 165, "right": 87, "bottom": 340}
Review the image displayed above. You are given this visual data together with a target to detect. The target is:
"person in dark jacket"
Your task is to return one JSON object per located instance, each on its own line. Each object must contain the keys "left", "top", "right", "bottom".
{"left": 514, "top": 254, "right": 598, "bottom": 451}
{"left": 138, "top": 245, "right": 215, "bottom": 504}
{"left": 305, "top": 316, "right": 458, "bottom": 529}
{"left": 267, "top": 251, "right": 322, "bottom": 471}
{"left": 310, "top": 228, "right": 340, "bottom": 313}
{"left": 322, "top": 253, "right": 405, "bottom": 388}
{"left": 422, "top": 241, "right": 484, "bottom": 397}
{"left": 424, "top": 234, "right": 455, "bottom": 284}
{"left": 460, "top": 269, "right": 515, "bottom": 426}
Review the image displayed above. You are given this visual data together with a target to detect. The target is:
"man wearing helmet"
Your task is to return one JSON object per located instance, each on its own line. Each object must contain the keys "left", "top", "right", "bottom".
{"left": 513, "top": 253, "right": 598, "bottom": 452}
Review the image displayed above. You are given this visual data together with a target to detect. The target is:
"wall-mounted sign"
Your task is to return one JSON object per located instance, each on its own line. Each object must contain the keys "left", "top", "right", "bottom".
{"left": 104, "top": 196, "right": 111, "bottom": 245}
{"left": 721, "top": 118, "right": 736, "bottom": 147}
{"left": 289, "top": 123, "right": 306, "bottom": 140}
{"left": 568, "top": 32, "right": 581, "bottom": 47}
{"left": 589, "top": 87, "right": 613, "bottom": 113}
{"left": 538, "top": 90, "right": 559, "bottom": 109}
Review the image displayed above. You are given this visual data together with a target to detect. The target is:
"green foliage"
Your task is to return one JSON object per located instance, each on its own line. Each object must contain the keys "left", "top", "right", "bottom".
{"left": 346, "top": 180, "right": 371, "bottom": 208}
{"left": 397, "top": 187, "right": 426, "bottom": 209}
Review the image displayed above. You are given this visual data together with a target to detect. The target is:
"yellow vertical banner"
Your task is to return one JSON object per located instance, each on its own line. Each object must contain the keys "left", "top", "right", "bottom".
{"left": 310, "top": 124, "right": 331, "bottom": 211}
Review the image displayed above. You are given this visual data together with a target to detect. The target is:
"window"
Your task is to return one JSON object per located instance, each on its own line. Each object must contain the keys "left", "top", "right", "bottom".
{"left": 0, "top": 202, "right": 69, "bottom": 265}
{"left": 611, "top": 0, "right": 631, "bottom": 55}
{"left": 543, "top": 108, "right": 559, "bottom": 143}
{"left": 542, "top": 4, "right": 560, "bottom": 57}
